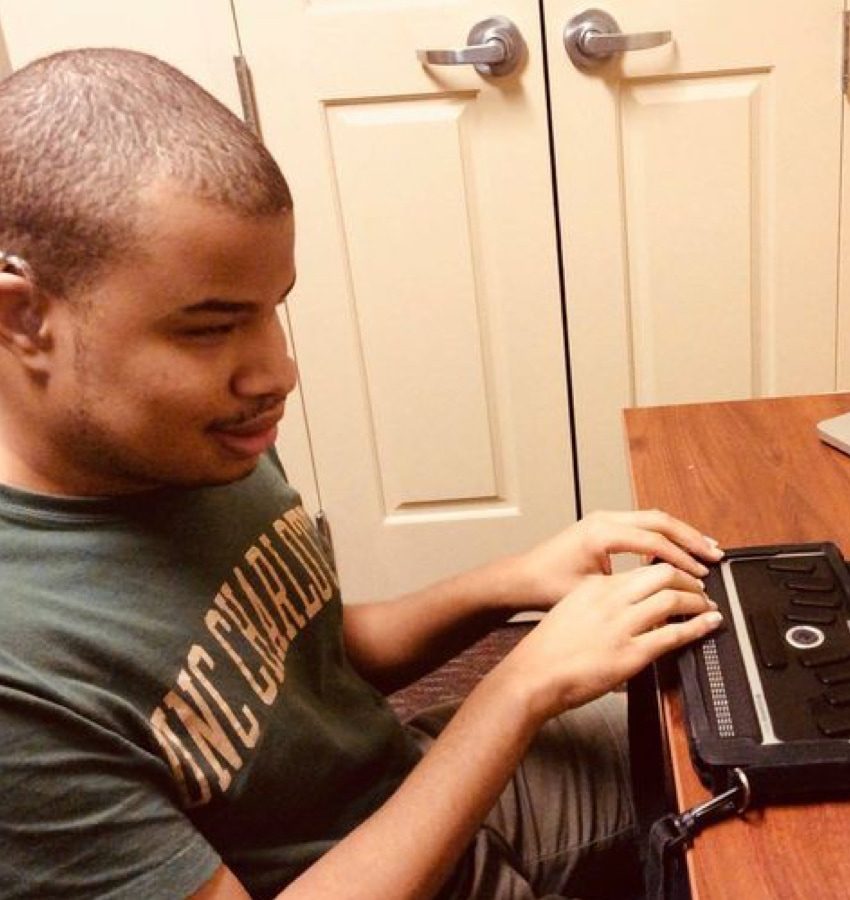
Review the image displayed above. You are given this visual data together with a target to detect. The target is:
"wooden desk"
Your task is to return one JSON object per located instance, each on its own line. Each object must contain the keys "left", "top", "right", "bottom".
{"left": 624, "top": 393, "right": 850, "bottom": 899}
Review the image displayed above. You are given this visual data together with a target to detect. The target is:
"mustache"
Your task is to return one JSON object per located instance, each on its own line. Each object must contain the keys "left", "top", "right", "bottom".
{"left": 210, "top": 395, "right": 285, "bottom": 430}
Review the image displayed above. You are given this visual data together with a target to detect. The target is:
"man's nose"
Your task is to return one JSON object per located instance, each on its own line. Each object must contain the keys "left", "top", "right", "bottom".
{"left": 230, "top": 313, "right": 298, "bottom": 400}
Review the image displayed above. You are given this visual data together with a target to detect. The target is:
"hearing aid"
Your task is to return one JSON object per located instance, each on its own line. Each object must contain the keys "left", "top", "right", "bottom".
{"left": 0, "top": 251, "right": 35, "bottom": 283}
{"left": 0, "top": 252, "right": 42, "bottom": 337}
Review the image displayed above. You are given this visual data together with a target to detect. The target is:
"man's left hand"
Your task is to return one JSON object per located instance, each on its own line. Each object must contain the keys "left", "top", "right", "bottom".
{"left": 506, "top": 509, "right": 724, "bottom": 611}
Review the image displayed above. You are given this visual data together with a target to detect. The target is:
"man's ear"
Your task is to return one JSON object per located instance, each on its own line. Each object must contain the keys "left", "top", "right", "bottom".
{"left": 0, "top": 271, "right": 51, "bottom": 367}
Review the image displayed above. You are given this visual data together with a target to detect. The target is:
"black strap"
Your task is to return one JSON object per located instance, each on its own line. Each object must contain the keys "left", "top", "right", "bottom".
{"left": 646, "top": 814, "right": 691, "bottom": 900}
{"left": 628, "top": 663, "right": 685, "bottom": 895}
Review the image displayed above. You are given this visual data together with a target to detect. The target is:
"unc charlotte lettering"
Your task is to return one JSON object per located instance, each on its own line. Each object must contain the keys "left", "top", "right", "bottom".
{"left": 149, "top": 505, "right": 338, "bottom": 808}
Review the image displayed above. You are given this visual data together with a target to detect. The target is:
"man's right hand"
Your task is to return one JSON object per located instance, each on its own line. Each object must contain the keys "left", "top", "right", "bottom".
{"left": 490, "top": 563, "right": 722, "bottom": 726}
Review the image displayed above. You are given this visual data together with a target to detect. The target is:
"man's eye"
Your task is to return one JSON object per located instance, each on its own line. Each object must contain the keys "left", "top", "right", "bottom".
{"left": 181, "top": 324, "right": 236, "bottom": 338}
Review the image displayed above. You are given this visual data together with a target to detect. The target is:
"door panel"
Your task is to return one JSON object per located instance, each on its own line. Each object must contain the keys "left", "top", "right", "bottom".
{"left": 235, "top": 1, "right": 577, "bottom": 601}
{"left": 623, "top": 74, "right": 765, "bottom": 402}
{"left": 325, "top": 97, "right": 498, "bottom": 510}
{"left": 546, "top": 1, "right": 844, "bottom": 512}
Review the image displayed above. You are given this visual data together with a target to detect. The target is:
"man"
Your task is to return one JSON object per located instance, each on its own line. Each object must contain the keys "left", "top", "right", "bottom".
{"left": 0, "top": 48, "right": 723, "bottom": 899}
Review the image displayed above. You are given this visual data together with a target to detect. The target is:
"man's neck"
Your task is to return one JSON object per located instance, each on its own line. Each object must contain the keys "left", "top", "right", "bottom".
{"left": 0, "top": 440, "right": 76, "bottom": 496}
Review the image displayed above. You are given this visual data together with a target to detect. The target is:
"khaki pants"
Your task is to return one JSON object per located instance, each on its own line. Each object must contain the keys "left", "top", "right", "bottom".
{"left": 406, "top": 693, "right": 642, "bottom": 900}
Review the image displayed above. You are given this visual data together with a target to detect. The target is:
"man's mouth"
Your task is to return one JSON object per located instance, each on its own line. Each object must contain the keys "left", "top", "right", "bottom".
{"left": 208, "top": 408, "right": 283, "bottom": 459}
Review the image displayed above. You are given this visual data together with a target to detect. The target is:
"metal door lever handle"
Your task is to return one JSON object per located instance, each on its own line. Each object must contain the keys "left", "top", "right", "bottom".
{"left": 582, "top": 28, "right": 671, "bottom": 56}
{"left": 565, "top": 9, "right": 671, "bottom": 69}
{"left": 417, "top": 16, "right": 526, "bottom": 77}
{"left": 417, "top": 41, "right": 506, "bottom": 67}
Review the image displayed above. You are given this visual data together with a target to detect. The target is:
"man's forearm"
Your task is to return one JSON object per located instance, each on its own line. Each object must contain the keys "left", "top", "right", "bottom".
{"left": 341, "top": 511, "right": 724, "bottom": 692}
{"left": 341, "top": 554, "right": 533, "bottom": 692}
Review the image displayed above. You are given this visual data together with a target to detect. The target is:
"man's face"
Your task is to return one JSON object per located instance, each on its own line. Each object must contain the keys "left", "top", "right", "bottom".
{"left": 42, "top": 182, "right": 298, "bottom": 494}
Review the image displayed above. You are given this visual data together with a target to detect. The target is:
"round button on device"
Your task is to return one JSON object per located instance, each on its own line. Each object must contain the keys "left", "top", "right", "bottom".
{"left": 785, "top": 625, "right": 825, "bottom": 650}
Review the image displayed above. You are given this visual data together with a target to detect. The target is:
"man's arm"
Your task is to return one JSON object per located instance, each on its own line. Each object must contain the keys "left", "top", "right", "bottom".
{"left": 340, "top": 552, "right": 535, "bottom": 693}
{"left": 193, "top": 563, "right": 722, "bottom": 900}
{"left": 342, "top": 509, "right": 723, "bottom": 691}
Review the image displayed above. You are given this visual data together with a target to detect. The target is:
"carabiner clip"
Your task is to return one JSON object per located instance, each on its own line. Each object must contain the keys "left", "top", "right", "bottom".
{"left": 678, "top": 768, "right": 751, "bottom": 838}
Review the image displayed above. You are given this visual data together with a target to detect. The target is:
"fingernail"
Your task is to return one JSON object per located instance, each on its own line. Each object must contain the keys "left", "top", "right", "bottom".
{"left": 707, "top": 598, "right": 719, "bottom": 610}
{"left": 707, "top": 611, "right": 723, "bottom": 625}
{"left": 703, "top": 535, "right": 725, "bottom": 558}
{"left": 696, "top": 563, "right": 710, "bottom": 577}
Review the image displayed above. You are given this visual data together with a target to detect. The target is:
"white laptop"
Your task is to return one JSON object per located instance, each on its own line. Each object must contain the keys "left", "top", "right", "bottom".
{"left": 817, "top": 411, "right": 850, "bottom": 456}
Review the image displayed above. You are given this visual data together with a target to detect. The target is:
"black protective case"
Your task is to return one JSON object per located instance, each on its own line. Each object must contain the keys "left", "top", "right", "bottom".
{"left": 676, "top": 542, "right": 850, "bottom": 800}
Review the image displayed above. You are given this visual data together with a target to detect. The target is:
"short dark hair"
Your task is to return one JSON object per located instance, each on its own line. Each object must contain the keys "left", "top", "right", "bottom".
{"left": 0, "top": 47, "right": 292, "bottom": 297}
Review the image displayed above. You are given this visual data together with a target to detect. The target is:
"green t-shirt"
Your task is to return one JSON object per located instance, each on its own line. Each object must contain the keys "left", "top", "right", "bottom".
{"left": 0, "top": 455, "right": 421, "bottom": 898}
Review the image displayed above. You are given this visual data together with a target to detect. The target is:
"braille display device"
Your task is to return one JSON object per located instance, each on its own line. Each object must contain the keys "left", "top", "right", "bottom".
{"left": 677, "top": 542, "right": 850, "bottom": 797}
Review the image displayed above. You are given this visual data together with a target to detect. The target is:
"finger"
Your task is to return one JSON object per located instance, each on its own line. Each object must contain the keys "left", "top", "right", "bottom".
{"left": 616, "top": 561, "right": 705, "bottom": 603}
{"left": 634, "top": 609, "right": 724, "bottom": 660}
{"left": 601, "top": 509, "right": 724, "bottom": 564}
{"left": 628, "top": 509, "right": 724, "bottom": 562}
{"left": 601, "top": 525, "right": 712, "bottom": 578}
{"left": 628, "top": 587, "right": 716, "bottom": 632}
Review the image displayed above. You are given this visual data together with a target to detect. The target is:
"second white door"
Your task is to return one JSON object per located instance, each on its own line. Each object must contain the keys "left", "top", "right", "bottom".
{"left": 548, "top": 0, "right": 845, "bottom": 512}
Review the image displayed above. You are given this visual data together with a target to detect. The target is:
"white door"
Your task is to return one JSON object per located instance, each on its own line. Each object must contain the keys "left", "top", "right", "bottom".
{"left": 234, "top": 1, "right": 577, "bottom": 601}
{"left": 545, "top": 1, "right": 846, "bottom": 512}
